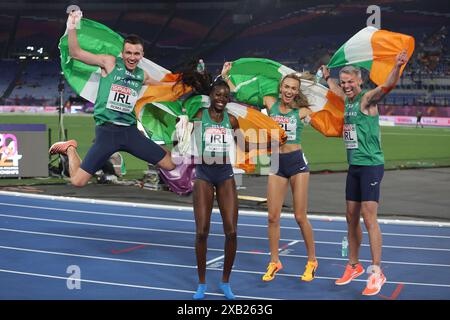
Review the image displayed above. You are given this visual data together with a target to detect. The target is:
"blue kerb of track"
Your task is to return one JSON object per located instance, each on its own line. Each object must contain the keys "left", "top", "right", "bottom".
{"left": 0, "top": 191, "right": 449, "bottom": 300}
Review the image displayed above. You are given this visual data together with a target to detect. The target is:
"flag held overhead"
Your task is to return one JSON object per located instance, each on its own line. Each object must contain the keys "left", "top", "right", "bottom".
{"left": 327, "top": 26, "right": 414, "bottom": 85}
{"left": 59, "top": 18, "right": 189, "bottom": 106}
{"left": 227, "top": 57, "right": 345, "bottom": 137}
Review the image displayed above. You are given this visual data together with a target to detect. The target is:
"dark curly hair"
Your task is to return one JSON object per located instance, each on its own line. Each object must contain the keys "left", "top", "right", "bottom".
{"left": 209, "top": 78, "right": 229, "bottom": 93}
{"left": 174, "top": 58, "right": 212, "bottom": 95}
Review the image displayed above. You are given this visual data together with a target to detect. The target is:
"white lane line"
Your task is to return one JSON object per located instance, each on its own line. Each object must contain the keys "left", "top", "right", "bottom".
{"left": 2, "top": 202, "right": 450, "bottom": 239}
{"left": 0, "top": 227, "right": 193, "bottom": 249}
{"left": 0, "top": 245, "right": 449, "bottom": 289}
{"left": 206, "top": 255, "right": 225, "bottom": 266}
{"left": 382, "top": 132, "right": 450, "bottom": 137}
{"left": 0, "top": 244, "right": 195, "bottom": 268}
{"left": 1, "top": 214, "right": 449, "bottom": 252}
{"left": 2, "top": 227, "right": 449, "bottom": 268}
{"left": 0, "top": 227, "right": 194, "bottom": 250}
{"left": 2, "top": 191, "right": 450, "bottom": 227}
{"left": 206, "top": 267, "right": 450, "bottom": 288}
{"left": 0, "top": 202, "right": 197, "bottom": 223}
{"left": 279, "top": 240, "right": 300, "bottom": 253}
{"left": 0, "top": 268, "right": 277, "bottom": 300}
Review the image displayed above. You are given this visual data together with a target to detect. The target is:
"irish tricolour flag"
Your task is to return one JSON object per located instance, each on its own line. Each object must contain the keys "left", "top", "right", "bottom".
{"left": 328, "top": 26, "right": 415, "bottom": 85}
{"left": 228, "top": 58, "right": 345, "bottom": 137}
{"left": 59, "top": 18, "right": 189, "bottom": 108}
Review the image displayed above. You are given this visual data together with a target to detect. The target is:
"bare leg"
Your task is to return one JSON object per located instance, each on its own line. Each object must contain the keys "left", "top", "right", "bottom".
{"left": 216, "top": 178, "right": 238, "bottom": 283}
{"left": 346, "top": 200, "right": 363, "bottom": 265}
{"left": 157, "top": 150, "right": 176, "bottom": 171}
{"left": 290, "top": 172, "right": 315, "bottom": 261}
{"left": 361, "top": 201, "right": 382, "bottom": 266}
{"left": 193, "top": 179, "right": 215, "bottom": 284}
{"left": 266, "top": 174, "right": 289, "bottom": 263}
{"left": 66, "top": 146, "right": 92, "bottom": 187}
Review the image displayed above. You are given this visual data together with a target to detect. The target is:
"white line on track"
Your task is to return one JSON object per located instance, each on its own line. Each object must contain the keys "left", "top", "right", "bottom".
{"left": 0, "top": 245, "right": 449, "bottom": 289}
{"left": 206, "top": 255, "right": 225, "bottom": 266}
{"left": 1, "top": 227, "right": 449, "bottom": 268}
{"left": 1, "top": 213, "right": 449, "bottom": 252}
{"left": 1, "top": 201, "right": 450, "bottom": 239}
{"left": 1, "top": 192, "right": 449, "bottom": 298}
{"left": 236, "top": 270, "right": 450, "bottom": 288}
{"left": 279, "top": 240, "right": 300, "bottom": 252}
{"left": 0, "top": 268, "right": 277, "bottom": 300}
{"left": 382, "top": 132, "right": 450, "bottom": 137}
{"left": 1, "top": 191, "right": 449, "bottom": 227}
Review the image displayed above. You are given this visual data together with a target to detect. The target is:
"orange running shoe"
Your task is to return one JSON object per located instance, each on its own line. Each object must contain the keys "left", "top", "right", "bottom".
{"left": 362, "top": 272, "right": 386, "bottom": 296}
{"left": 49, "top": 140, "right": 78, "bottom": 155}
{"left": 301, "top": 260, "right": 318, "bottom": 282}
{"left": 262, "top": 261, "right": 283, "bottom": 281}
{"left": 335, "top": 263, "right": 365, "bottom": 286}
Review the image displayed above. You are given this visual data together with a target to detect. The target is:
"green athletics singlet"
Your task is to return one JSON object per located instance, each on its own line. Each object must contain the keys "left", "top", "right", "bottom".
{"left": 343, "top": 90, "right": 384, "bottom": 166}
{"left": 94, "top": 57, "right": 144, "bottom": 126}
{"left": 201, "top": 109, "right": 233, "bottom": 161}
{"left": 268, "top": 100, "right": 303, "bottom": 145}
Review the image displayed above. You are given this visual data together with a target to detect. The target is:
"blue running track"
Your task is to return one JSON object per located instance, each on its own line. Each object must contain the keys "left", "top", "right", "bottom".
{"left": 1, "top": 191, "right": 449, "bottom": 300}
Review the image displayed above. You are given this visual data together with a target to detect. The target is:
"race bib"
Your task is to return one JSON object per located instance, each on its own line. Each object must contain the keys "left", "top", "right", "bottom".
{"left": 273, "top": 116, "right": 297, "bottom": 141}
{"left": 204, "top": 127, "right": 232, "bottom": 153}
{"left": 106, "top": 84, "right": 138, "bottom": 114}
{"left": 343, "top": 124, "right": 358, "bottom": 149}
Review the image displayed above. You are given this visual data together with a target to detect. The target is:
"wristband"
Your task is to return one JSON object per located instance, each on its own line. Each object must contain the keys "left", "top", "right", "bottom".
{"left": 381, "top": 86, "right": 393, "bottom": 94}
{"left": 67, "top": 10, "right": 82, "bottom": 30}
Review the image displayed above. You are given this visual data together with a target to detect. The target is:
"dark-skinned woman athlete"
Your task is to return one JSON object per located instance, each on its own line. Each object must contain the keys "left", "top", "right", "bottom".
{"left": 192, "top": 79, "right": 240, "bottom": 300}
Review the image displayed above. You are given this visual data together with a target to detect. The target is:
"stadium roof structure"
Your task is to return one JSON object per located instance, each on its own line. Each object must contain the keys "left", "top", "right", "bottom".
{"left": 0, "top": 0, "right": 448, "bottom": 68}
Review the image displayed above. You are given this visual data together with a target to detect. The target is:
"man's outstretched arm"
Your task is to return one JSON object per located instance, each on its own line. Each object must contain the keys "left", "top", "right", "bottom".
{"left": 363, "top": 50, "right": 408, "bottom": 107}
{"left": 67, "top": 10, "right": 114, "bottom": 72}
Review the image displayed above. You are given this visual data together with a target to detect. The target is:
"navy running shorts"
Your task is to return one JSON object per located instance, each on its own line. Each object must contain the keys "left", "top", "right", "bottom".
{"left": 81, "top": 123, "right": 166, "bottom": 175}
{"left": 345, "top": 164, "right": 384, "bottom": 202}
{"left": 195, "top": 163, "right": 234, "bottom": 187}
{"left": 271, "top": 149, "right": 309, "bottom": 178}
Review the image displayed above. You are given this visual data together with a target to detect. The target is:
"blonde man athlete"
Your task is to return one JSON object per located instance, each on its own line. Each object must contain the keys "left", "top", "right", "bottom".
{"left": 321, "top": 50, "right": 408, "bottom": 296}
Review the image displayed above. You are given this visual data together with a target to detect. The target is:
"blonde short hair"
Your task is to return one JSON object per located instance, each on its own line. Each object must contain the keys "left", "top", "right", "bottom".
{"left": 339, "top": 66, "right": 362, "bottom": 79}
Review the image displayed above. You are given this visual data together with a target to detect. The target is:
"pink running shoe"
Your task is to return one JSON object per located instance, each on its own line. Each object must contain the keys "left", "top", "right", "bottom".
{"left": 49, "top": 140, "right": 78, "bottom": 155}
{"left": 335, "top": 263, "right": 365, "bottom": 286}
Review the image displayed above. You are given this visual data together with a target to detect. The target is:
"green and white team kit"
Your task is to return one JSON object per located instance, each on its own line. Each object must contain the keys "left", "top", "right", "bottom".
{"left": 201, "top": 110, "right": 233, "bottom": 157}
{"left": 268, "top": 100, "right": 303, "bottom": 145}
{"left": 94, "top": 57, "right": 144, "bottom": 126}
{"left": 106, "top": 83, "right": 139, "bottom": 113}
{"left": 344, "top": 90, "right": 384, "bottom": 166}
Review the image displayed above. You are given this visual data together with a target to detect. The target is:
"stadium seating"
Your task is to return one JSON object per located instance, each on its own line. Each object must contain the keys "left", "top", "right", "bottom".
{"left": 0, "top": 1, "right": 448, "bottom": 109}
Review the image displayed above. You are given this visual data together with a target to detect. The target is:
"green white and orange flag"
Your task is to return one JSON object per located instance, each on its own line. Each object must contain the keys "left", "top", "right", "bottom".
{"left": 138, "top": 95, "right": 288, "bottom": 173}
{"left": 228, "top": 58, "right": 345, "bottom": 137}
{"left": 327, "top": 26, "right": 415, "bottom": 85}
{"left": 138, "top": 95, "right": 287, "bottom": 146}
{"left": 58, "top": 18, "right": 284, "bottom": 160}
{"left": 58, "top": 18, "right": 190, "bottom": 109}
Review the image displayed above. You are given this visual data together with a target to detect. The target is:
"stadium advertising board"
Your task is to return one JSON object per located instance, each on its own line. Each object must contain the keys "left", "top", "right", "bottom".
{"left": 0, "top": 124, "right": 48, "bottom": 178}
